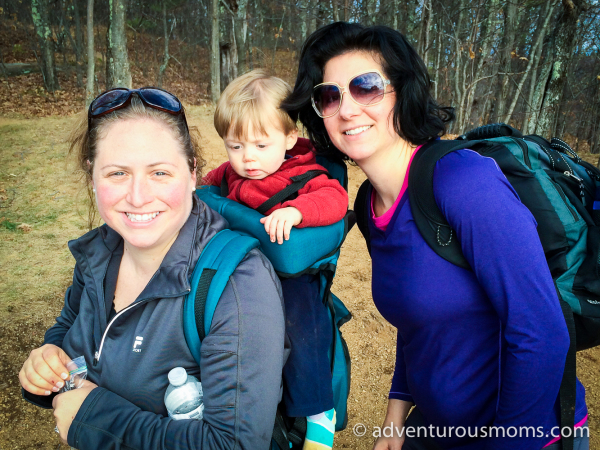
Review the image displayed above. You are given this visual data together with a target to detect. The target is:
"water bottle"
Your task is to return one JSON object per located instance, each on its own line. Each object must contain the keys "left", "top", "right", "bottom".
{"left": 164, "top": 367, "right": 204, "bottom": 420}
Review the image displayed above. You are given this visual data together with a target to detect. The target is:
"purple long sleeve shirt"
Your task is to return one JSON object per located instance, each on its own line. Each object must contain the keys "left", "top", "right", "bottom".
{"left": 369, "top": 150, "right": 587, "bottom": 449}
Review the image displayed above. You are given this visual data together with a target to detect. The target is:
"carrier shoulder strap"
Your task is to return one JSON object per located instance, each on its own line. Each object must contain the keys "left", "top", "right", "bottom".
{"left": 256, "top": 170, "right": 330, "bottom": 215}
{"left": 220, "top": 169, "right": 331, "bottom": 216}
{"left": 183, "top": 229, "right": 260, "bottom": 366}
{"left": 354, "top": 179, "right": 372, "bottom": 255}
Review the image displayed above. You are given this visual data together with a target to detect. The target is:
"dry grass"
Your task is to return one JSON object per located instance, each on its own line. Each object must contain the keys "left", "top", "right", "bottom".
{"left": 0, "top": 115, "right": 88, "bottom": 323}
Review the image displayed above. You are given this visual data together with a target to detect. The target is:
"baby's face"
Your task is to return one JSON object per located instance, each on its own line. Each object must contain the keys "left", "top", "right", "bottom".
{"left": 224, "top": 121, "right": 298, "bottom": 180}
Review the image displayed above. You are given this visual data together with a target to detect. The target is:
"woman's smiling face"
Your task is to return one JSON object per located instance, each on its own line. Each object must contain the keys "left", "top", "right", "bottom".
{"left": 92, "top": 118, "right": 196, "bottom": 252}
{"left": 322, "top": 51, "right": 401, "bottom": 164}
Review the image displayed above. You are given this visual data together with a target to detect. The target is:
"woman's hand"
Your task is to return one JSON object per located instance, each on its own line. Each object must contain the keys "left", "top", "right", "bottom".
{"left": 372, "top": 399, "right": 412, "bottom": 450}
{"left": 52, "top": 379, "right": 98, "bottom": 444}
{"left": 19, "top": 344, "right": 71, "bottom": 395}
{"left": 373, "top": 434, "right": 405, "bottom": 450}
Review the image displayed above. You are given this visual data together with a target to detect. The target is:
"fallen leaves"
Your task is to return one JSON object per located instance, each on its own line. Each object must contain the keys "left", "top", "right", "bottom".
{"left": 16, "top": 222, "right": 32, "bottom": 232}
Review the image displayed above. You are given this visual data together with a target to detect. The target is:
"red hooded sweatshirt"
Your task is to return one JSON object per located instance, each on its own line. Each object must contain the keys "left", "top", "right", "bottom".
{"left": 202, "top": 138, "right": 348, "bottom": 228}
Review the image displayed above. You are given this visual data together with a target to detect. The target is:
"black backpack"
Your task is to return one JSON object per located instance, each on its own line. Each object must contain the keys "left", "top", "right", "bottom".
{"left": 354, "top": 123, "right": 600, "bottom": 450}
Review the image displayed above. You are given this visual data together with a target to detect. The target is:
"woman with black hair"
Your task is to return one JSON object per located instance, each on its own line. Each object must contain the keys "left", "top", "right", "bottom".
{"left": 284, "top": 22, "right": 589, "bottom": 450}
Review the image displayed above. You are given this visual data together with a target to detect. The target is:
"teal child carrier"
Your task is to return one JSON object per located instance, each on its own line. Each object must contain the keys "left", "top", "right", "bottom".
{"left": 184, "top": 155, "right": 353, "bottom": 449}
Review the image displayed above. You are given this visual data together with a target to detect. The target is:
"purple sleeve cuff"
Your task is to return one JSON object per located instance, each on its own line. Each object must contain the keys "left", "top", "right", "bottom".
{"left": 388, "top": 391, "right": 413, "bottom": 402}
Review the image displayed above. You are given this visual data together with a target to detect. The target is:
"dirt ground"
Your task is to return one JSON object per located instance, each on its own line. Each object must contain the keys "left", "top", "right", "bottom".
{"left": 0, "top": 108, "right": 598, "bottom": 449}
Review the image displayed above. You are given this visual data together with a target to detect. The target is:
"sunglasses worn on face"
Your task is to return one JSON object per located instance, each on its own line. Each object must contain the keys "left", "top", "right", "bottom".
{"left": 88, "top": 87, "right": 186, "bottom": 128}
{"left": 311, "top": 71, "right": 392, "bottom": 118}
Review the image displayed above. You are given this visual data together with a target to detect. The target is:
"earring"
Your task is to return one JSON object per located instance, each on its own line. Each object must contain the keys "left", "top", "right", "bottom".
{"left": 92, "top": 188, "right": 96, "bottom": 193}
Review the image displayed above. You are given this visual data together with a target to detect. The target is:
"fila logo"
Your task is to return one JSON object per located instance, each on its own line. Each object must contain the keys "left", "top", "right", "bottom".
{"left": 133, "top": 336, "right": 143, "bottom": 352}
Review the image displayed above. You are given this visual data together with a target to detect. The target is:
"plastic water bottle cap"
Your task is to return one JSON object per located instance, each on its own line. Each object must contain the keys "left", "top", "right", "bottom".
{"left": 168, "top": 367, "right": 188, "bottom": 386}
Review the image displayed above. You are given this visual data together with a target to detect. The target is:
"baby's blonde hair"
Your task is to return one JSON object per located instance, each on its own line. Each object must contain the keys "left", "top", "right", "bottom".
{"left": 214, "top": 69, "right": 297, "bottom": 139}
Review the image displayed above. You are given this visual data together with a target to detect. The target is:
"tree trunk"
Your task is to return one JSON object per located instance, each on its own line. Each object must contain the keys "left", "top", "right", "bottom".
{"left": 57, "top": 0, "right": 69, "bottom": 66}
{"left": 585, "top": 73, "right": 600, "bottom": 154}
{"left": 210, "top": 0, "right": 220, "bottom": 102}
{"left": 220, "top": 13, "right": 237, "bottom": 91}
{"left": 86, "top": 0, "right": 95, "bottom": 106}
{"left": 59, "top": 0, "right": 81, "bottom": 81}
{"left": 271, "top": 8, "right": 285, "bottom": 72}
{"left": 433, "top": 17, "right": 441, "bottom": 101}
{"left": 157, "top": 0, "right": 173, "bottom": 88}
{"left": 534, "top": 0, "right": 585, "bottom": 137}
{"left": 299, "top": 0, "right": 308, "bottom": 43}
{"left": 591, "top": 79, "right": 600, "bottom": 156}
{"left": 502, "top": 2, "right": 554, "bottom": 125}
{"left": 493, "top": 0, "right": 518, "bottom": 123}
{"left": 0, "top": 47, "right": 7, "bottom": 79}
{"left": 307, "top": 0, "right": 319, "bottom": 36}
{"left": 376, "top": 0, "right": 397, "bottom": 28}
{"left": 73, "top": 0, "right": 84, "bottom": 88}
{"left": 106, "top": 0, "right": 132, "bottom": 89}
{"left": 461, "top": 0, "right": 500, "bottom": 130}
{"left": 418, "top": 0, "right": 431, "bottom": 64}
{"left": 220, "top": 43, "right": 234, "bottom": 91}
{"left": 364, "top": 0, "right": 377, "bottom": 25}
{"left": 399, "top": 0, "right": 418, "bottom": 44}
{"left": 523, "top": 2, "right": 557, "bottom": 133}
{"left": 233, "top": 0, "right": 248, "bottom": 74}
{"left": 451, "top": 0, "right": 467, "bottom": 133}
{"left": 31, "top": 0, "right": 60, "bottom": 92}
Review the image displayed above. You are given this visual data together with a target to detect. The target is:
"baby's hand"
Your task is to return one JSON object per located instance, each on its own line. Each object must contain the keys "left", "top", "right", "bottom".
{"left": 259, "top": 207, "right": 303, "bottom": 244}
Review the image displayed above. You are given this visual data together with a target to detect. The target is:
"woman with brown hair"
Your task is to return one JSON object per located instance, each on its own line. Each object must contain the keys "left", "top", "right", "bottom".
{"left": 20, "top": 87, "right": 287, "bottom": 450}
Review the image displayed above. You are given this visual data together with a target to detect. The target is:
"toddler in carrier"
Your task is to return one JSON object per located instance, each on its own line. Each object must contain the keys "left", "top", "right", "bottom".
{"left": 202, "top": 69, "right": 348, "bottom": 450}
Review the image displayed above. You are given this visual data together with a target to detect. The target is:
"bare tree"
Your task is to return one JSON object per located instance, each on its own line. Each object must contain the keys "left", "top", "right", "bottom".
{"left": 31, "top": 0, "right": 60, "bottom": 92}
{"left": 157, "top": 0, "right": 175, "bottom": 88}
{"left": 502, "top": 2, "right": 556, "bottom": 125}
{"left": 86, "top": 0, "right": 95, "bottom": 106}
{"left": 72, "top": 0, "right": 84, "bottom": 87}
{"left": 233, "top": 0, "right": 249, "bottom": 74}
{"left": 210, "top": 0, "right": 220, "bottom": 101}
{"left": 418, "top": 0, "right": 432, "bottom": 65}
{"left": 534, "top": 0, "right": 586, "bottom": 137}
{"left": 460, "top": 0, "right": 500, "bottom": 130}
{"left": 106, "top": 0, "right": 132, "bottom": 89}
{"left": 493, "top": 0, "right": 519, "bottom": 123}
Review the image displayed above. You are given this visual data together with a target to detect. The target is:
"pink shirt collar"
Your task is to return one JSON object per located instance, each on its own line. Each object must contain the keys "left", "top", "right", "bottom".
{"left": 371, "top": 144, "right": 422, "bottom": 231}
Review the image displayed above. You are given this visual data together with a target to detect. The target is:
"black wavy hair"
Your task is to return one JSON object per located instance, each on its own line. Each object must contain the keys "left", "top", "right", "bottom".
{"left": 283, "top": 22, "right": 455, "bottom": 162}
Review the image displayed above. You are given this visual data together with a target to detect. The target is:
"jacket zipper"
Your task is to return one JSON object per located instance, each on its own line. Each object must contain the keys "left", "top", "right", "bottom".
{"left": 93, "top": 290, "right": 191, "bottom": 366}
{"left": 94, "top": 301, "right": 146, "bottom": 366}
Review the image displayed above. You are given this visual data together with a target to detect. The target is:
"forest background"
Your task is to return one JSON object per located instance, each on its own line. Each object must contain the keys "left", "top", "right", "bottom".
{"left": 0, "top": 0, "right": 599, "bottom": 448}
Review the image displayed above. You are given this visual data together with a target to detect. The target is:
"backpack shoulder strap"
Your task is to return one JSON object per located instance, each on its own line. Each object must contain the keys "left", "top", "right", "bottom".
{"left": 354, "top": 179, "right": 372, "bottom": 255}
{"left": 408, "top": 139, "right": 472, "bottom": 270}
{"left": 183, "top": 229, "right": 260, "bottom": 366}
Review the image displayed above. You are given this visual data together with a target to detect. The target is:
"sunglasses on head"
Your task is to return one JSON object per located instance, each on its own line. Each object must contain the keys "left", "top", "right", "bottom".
{"left": 311, "top": 71, "right": 392, "bottom": 119}
{"left": 88, "top": 87, "right": 186, "bottom": 128}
